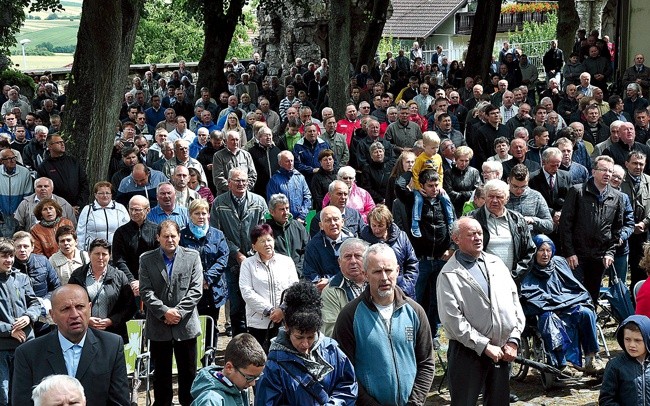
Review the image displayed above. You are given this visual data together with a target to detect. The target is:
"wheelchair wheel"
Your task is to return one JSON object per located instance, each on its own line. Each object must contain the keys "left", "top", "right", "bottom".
{"left": 511, "top": 331, "right": 531, "bottom": 381}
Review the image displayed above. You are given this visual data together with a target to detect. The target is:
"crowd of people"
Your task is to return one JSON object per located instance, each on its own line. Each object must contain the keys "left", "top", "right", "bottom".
{"left": 0, "top": 27, "right": 650, "bottom": 405}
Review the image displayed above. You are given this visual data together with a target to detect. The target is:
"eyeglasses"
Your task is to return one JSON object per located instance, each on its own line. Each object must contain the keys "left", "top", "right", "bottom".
{"left": 595, "top": 168, "right": 614, "bottom": 174}
{"left": 611, "top": 175, "right": 623, "bottom": 181}
{"left": 95, "top": 192, "right": 112, "bottom": 196}
{"left": 236, "top": 367, "right": 263, "bottom": 383}
{"left": 340, "top": 176, "right": 355, "bottom": 181}
{"left": 0, "top": 156, "right": 16, "bottom": 162}
{"left": 230, "top": 179, "right": 247, "bottom": 184}
{"left": 129, "top": 207, "right": 147, "bottom": 213}
{"left": 49, "top": 141, "right": 65, "bottom": 145}
{"left": 510, "top": 184, "right": 528, "bottom": 191}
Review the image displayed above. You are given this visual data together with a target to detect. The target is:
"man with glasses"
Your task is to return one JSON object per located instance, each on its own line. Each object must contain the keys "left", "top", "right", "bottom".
{"left": 211, "top": 168, "right": 268, "bottom": 337}
{"left": 212, "top": 131, "right": 257, "bottom": 195}
{"left": 112, "top": 194, "right": 158, "bottom": 298}
{"left": 560, "top": 155, "right": 626, "bottom": 302}
{"left": 36, "top": 134, "right": 88, "bottom": 214}
{"left": 0, "top": 148, "right": 32, "bottom": 216}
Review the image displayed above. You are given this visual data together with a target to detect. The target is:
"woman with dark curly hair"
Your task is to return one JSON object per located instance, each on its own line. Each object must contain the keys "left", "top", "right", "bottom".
{"left": 30, "top": 198, "right": 75, "bottom": 258}
{"left": 255, "top": 281, "right": 358, "bottom": 405}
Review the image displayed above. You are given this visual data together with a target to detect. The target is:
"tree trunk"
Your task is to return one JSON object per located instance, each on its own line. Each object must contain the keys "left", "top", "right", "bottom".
{"left": 328, "top": 0, "right": 351, "bottom": 119}
{"left": 355, "top": 0, "right": 391, "bottom": 71}
{"left": 463, "top": 0, "right": 501, "bottom": 83}
{"left": 196, "top": 0, "right": 245, "bottom": 99}
{"left": 557, "top": 0, "right": 580, "bottom": 60}
{"left": 62, "top": 0, "right": 143, "bottom": 188}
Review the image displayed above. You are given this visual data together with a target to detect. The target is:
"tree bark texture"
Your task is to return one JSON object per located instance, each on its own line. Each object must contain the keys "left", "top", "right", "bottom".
{"left": 196, "top": 0, "right": 246, "bottom": 98}
{"left": 557, "top": 0, "right": 580, "bottom": 62}
{"left": 328, "top": 0, "right": 352, "bottom": 119}
{"left": 355, "top": 0, "right": 391, "bottom": 71}
{"left": 63, "top": 0, "right": 143, "bottom": 188}
{"left": 463, "top": 0, "right": 502, "bottom": 83}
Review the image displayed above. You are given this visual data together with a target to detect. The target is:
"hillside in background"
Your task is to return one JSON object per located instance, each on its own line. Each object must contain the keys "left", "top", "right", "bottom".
{"left": 10, "top": 0, "right": 81, "bottom": 69}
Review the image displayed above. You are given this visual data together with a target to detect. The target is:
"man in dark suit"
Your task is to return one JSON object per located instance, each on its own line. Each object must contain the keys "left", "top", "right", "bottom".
{"left": 12, "top": 284, "right": 130, "bottom": 406}
{"left": 529, "top": 147, "right": 572, "bottom": 248}
{"left": 140, "top": 220, "right": 203, "bottom": 406}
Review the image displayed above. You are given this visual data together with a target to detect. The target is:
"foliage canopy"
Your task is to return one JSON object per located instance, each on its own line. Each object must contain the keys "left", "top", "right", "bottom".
{"left": 132, "top": 0, "right": 255, "bottom": 64}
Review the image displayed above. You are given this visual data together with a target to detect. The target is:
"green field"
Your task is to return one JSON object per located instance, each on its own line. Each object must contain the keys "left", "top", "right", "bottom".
{"left": 10, "top": 54, "right": 74, "bottom": 71}
{"left": 10, "top": 2, "right": 81, "bottom": 58}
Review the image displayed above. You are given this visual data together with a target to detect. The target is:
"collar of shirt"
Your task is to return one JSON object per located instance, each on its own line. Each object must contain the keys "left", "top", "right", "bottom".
{"left": 58, "top": 330, "right": 87, "bottom": 351}
{"left": 485, "top": 205, "right": 507, "bottom": 219}
{"left": 456, "top": 250, "right": 484, "bottom": 268}
{"left": 86, "top": 266, "right": 106, "bottom": 282}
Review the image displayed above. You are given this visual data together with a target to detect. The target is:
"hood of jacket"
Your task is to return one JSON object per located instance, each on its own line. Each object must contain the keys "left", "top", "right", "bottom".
{"left": 269, "top": 327, "right": 334, "bottom": 381}
{"left": 617, "top": 315, "right": 650, "bottom": 359}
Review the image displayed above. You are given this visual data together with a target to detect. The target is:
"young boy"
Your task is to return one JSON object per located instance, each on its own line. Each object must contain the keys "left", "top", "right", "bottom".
{"left": 411, "top": 131, "right": 443, "bottom": 237}
{"left": 0, "top": 238, "right": 41, "bottom": 404}
{"left": 462, "top": 185, "right": 485, "bottom": 216}
{"left": 190, "top": 333, "right": 266, "bottom": 406}
{"left": 599, "top": 315, "right": 650, "bottom": 405}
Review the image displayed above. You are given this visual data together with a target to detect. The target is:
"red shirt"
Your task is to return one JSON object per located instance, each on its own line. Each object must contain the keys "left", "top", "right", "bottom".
{"left": 336, "top": 119, "right": 361, "bottom": 145}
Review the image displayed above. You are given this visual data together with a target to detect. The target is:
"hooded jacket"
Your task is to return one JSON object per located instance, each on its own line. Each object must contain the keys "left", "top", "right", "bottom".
{"left": 255, "top": 329, "right": 357, "bottom": 406}
{"left": 190, "top": 366, "right": 249, "bottom": 406}
{"left": 599, "top": 315, "right": 650, "bottom": 405}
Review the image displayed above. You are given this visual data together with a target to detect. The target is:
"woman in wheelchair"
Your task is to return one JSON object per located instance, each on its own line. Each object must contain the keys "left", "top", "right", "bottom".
{"left": 520, "top": 234, "right": 606, "bottom": 376}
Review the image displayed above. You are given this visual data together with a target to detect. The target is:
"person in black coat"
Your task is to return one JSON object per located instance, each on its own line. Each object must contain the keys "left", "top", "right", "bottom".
{"left": 443, "top": 146, "right": 482, "bottom": 215}
{"left": 67, "top": 239, "right": 135, "bottom": 343}
{"left": 310, "top": 149, "right": 337, "bottom": 210}
{"left": 360, "top": 142, "right": 395, "bottom": 204}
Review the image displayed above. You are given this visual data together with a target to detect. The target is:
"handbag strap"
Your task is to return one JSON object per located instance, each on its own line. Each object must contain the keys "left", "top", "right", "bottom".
{"left": 270, "top": 359, "right": 329, "bottom": 405}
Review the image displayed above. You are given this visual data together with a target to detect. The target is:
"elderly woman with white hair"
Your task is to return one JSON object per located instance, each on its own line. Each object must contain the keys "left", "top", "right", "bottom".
{"left": 323, "top": 166, "right": 375, "bottom": 222}
{"left": 471, "top": 179, "right": 536, "bottom": 280}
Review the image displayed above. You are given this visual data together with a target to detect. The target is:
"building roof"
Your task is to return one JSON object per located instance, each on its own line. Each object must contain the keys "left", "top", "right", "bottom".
{"left": 383, "top": 0, "right": 467, "bottom": 39}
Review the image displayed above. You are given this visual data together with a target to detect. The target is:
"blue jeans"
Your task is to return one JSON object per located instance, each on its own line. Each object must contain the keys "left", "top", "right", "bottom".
{"left": 0, "top": 350, "right": 14, "bottom": 405}
{"left": 412, "top": 190, "right": 423, "bottom": 226}
{"left": 415, "top": 258, "right": 446, "bottom": 337}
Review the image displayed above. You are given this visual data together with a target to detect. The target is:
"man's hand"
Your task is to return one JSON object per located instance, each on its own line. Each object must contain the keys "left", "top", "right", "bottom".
{"left": 89, "top": 317, "right": 105, "bottom": 329}
{"left": 567, "top": 255, "right": 579, "bottom": 270}
{"left": 11, "top": 328, "right": 26, "bottom": 343}
{"left": 484, "top": 344, "right": 504, "bottom": 363}
{"left": 315, "top": 278, "right": 329, "bottom": 292}
{"left": 502, "top": 342, "right": 518, "bottom": 362}
{"left": 552, "top": 211, "right": 561, "bottom": 226}
{"left": 269, "top": 308, "right": 284, "bottom": 324}
{"left": 130, "top": 280, "right": 140, "bottom": 296}
{"left": 524, "top": 216, "right": 535, "bottom": 225}
{"left": 12, "top": 315, "right": 30, "bottom": 331}
{"left": 634, "top": 222, "right": 646, "bottom": 234}
{"left": 73, "top": 206, "right": 80, "bottom": 216}
{"left": 164, "top": 308, "right": 182, "bottom": 325}
{"left": 236, "top": 252, "right": 247, "bottom": 264}
{"left": 441, "top": 249, "right": 455, "bottom": 261}
{"left": 603, "top": 255, "right": 614, "bottom": 269}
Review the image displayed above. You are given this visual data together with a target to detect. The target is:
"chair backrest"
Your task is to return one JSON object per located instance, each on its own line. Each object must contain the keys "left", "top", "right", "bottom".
{"left": 634, "top": 280, "right": 645, "bottom": 301}
{"left": 124, "top": 319, "right": 146, "bottom": 375}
